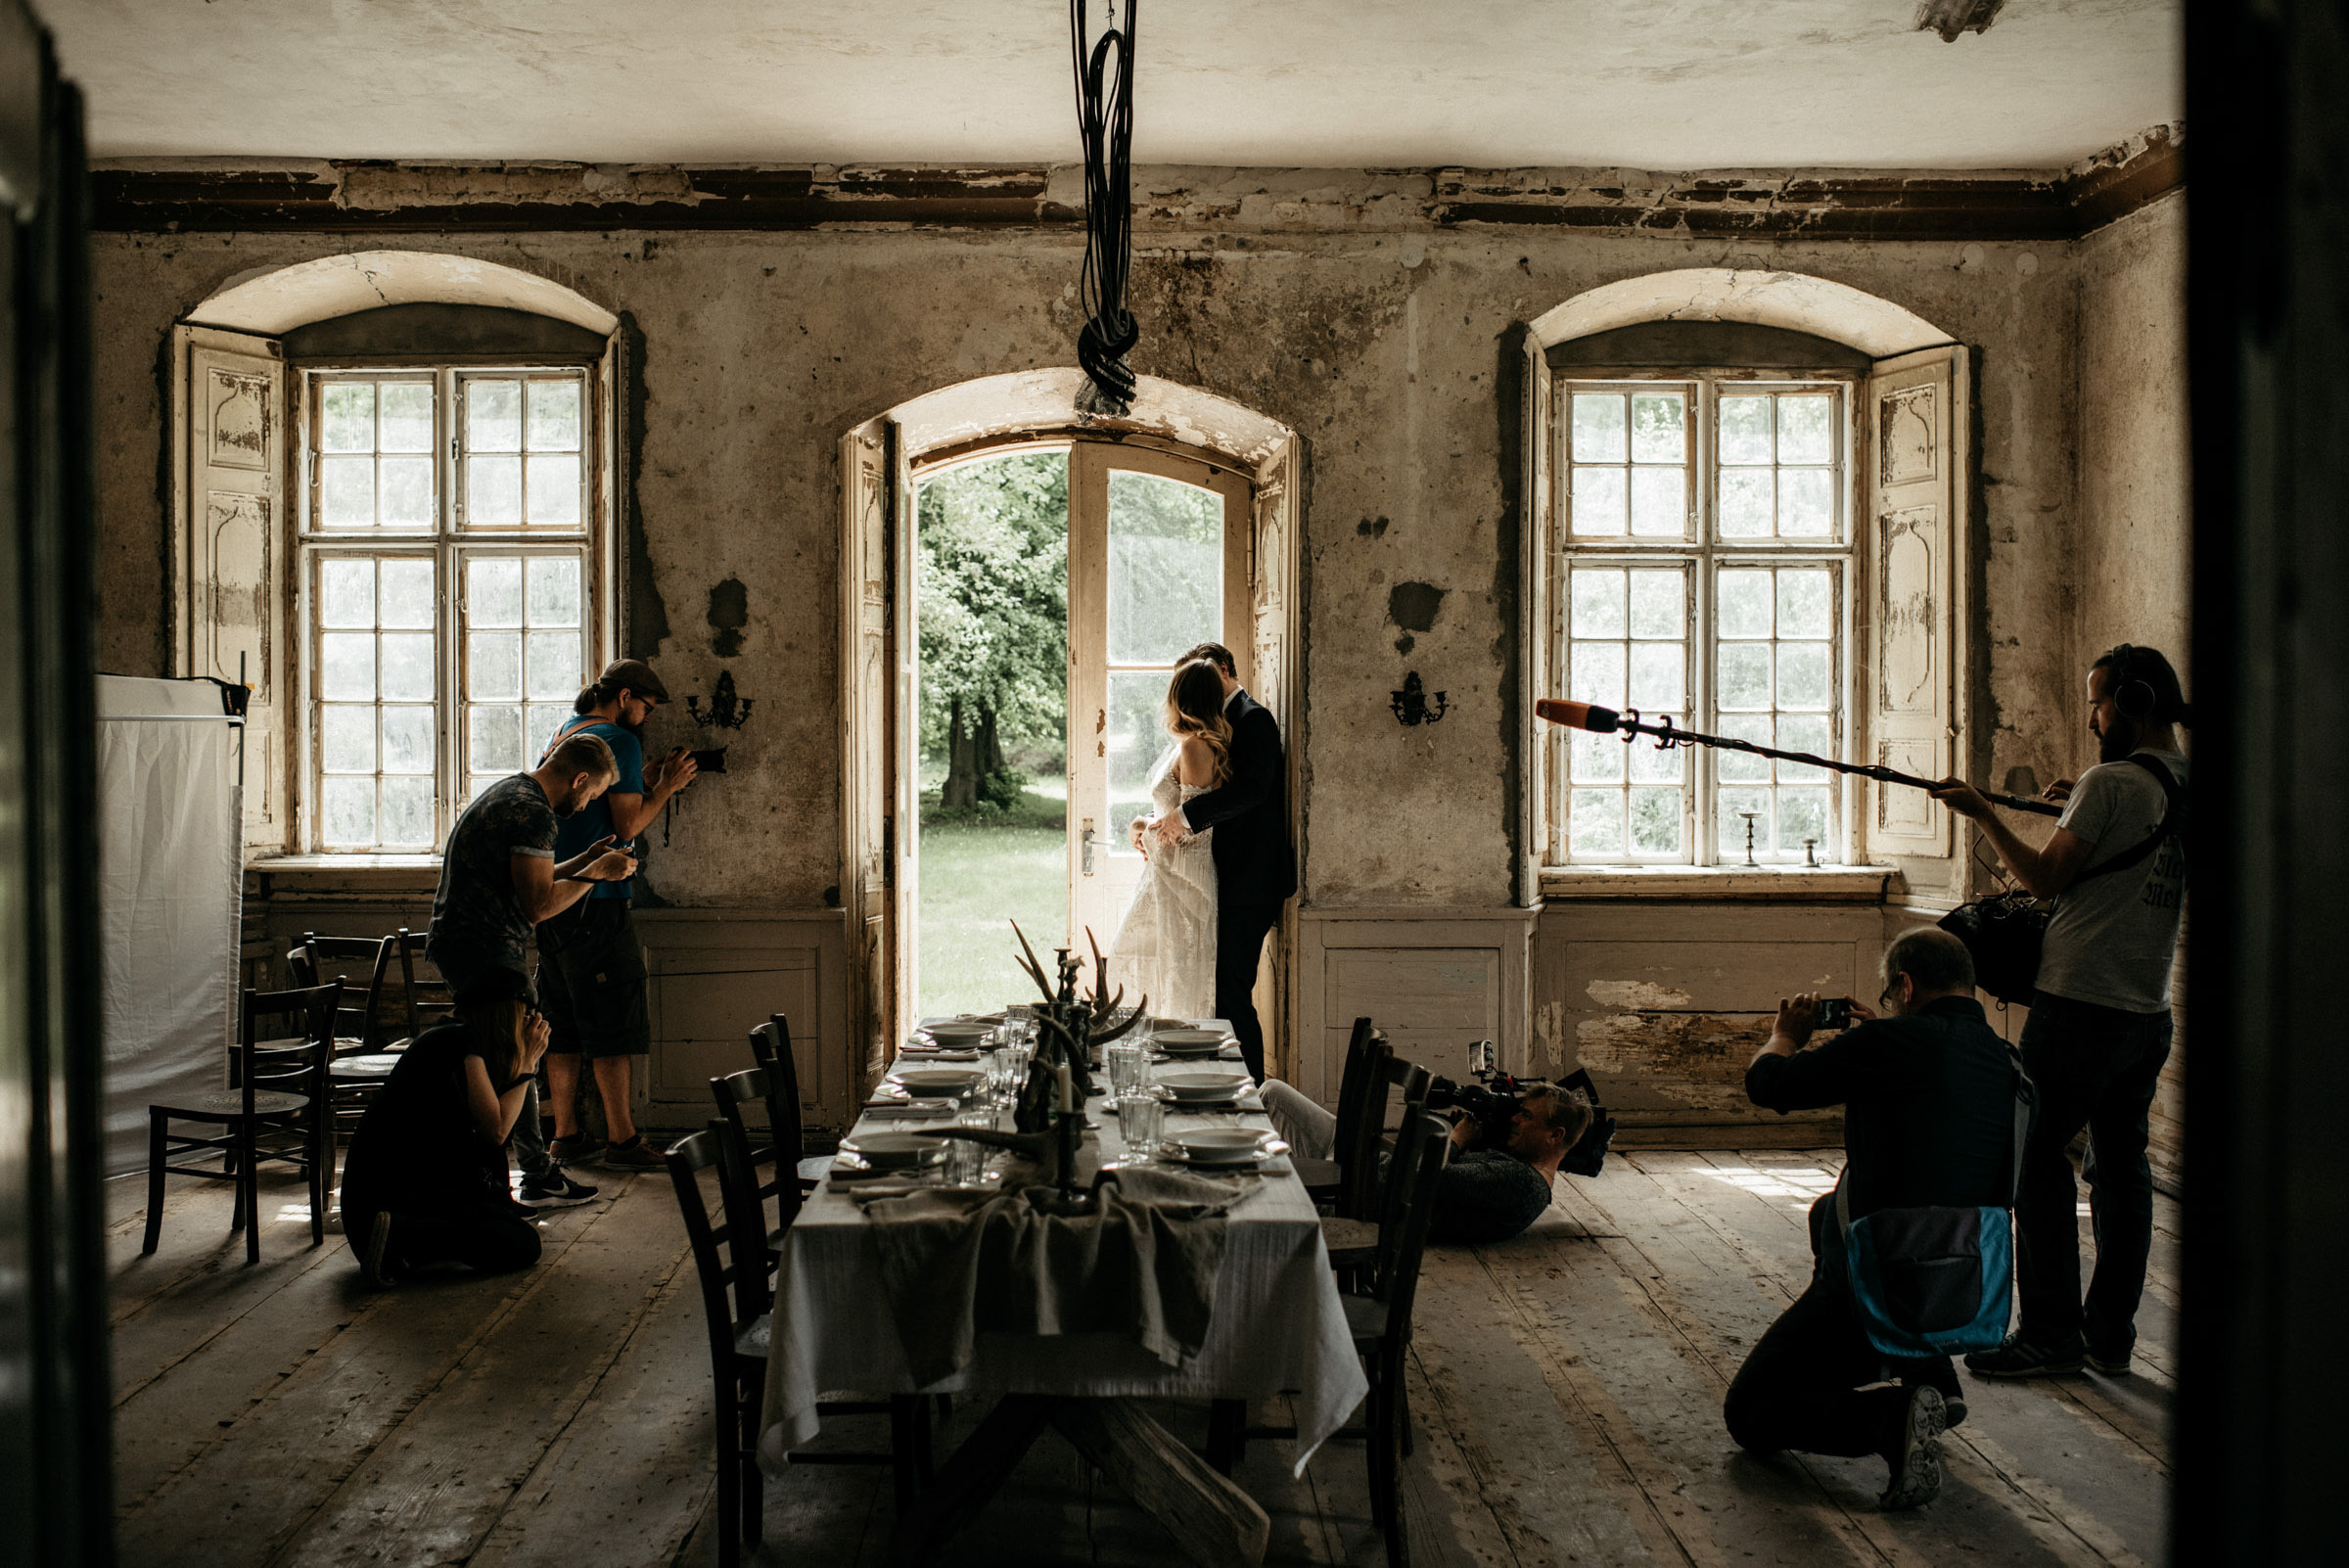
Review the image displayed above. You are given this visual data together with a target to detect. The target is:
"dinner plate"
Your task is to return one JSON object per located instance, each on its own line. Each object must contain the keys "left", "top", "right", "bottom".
{"left": 891, "top": 1068, "right": 988, "bottom": 1096}
{"left": 920, "top": 1021, "right": 995, "bottom": 1048}
{"left": 1167, "top": 1129, "right": 1272, "bottom": 1165}
{"left": 837, "top": 1132, "right": 948, "bottom": 1171}
{"left": 1158, "top": 1069, "right": 1253, "bottom": 1102}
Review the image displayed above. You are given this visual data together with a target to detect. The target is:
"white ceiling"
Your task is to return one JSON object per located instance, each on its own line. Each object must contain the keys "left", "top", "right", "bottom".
{"left": 43, "top": 0, "right": 2180, "bottom": 171}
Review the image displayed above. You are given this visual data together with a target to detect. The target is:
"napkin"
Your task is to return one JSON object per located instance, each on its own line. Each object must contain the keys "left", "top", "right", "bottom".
{"left": 861, "top": 1098, "right": 956, "bottom": 1120}
{"left": 897, "top": 1048, "right": 982, "bottom": 1062}
{"left": 864, "top": 1166, "right": 1254, "bottom": 1386}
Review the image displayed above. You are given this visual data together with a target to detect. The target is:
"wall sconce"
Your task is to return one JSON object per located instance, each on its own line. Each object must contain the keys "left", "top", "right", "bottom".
{"left": 1390, "top": 671, "right": 1450, "bottom": 726}
{"left": 687, "top": 669, "right": 755, "bottom": 731}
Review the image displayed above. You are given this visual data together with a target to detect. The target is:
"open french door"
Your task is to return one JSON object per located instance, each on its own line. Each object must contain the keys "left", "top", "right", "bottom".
{"left": 1065, "top": 442, "right": 1252, "bottom": 978}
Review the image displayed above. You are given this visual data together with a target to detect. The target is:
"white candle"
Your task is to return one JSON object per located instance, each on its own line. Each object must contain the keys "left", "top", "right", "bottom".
{"left": 1056, "top": 1061, "right": 1074, "bottom": 1113}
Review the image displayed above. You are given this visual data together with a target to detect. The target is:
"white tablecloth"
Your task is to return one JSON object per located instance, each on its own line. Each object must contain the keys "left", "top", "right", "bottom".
{"left": 759, "top": 1028, "right": 1367, "bottom": 1478}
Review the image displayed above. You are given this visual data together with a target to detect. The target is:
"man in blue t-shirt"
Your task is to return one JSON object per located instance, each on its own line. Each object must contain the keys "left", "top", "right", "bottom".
{"left": 529, "top": 659, "right": 699, "bottom": 1175}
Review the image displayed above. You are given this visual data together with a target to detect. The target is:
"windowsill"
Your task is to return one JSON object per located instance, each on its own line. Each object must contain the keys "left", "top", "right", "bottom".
{"left": 1541, "top": 864, "right": 1892, "bottom": 901}
{"left": 248, "top": 853, "right": 442, "bottom": 895}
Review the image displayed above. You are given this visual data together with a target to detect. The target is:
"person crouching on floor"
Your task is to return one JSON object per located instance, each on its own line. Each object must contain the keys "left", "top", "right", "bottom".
{"left": 342, "top": 984, "right": 551, "bottom": 1289}
{"left": 1725, "top": 928, "right": 2019, "bottom": 1509}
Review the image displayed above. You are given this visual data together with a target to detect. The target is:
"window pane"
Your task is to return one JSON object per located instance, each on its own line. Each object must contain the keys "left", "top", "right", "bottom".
{"left": 1716, "top": 715, "right": 1773, "bottom": 781}
{"left": 1717, "top": 643, "right": 1772, "bottom": 710}
{"left": 1628, "top": 570, "right": 1682, "bottom": 638}
{"left": 1778, "top": 469, "right": 1834, "bottom": 536}
{"left": 469, "top": 455, "right": 522, "bottom": 526}
{"left": 1777, "top": 394, "right": 1833, "bottom": 465}
{"left": 380, "top": 777, "right": 436, "bottom": 850}
{"left": 1718, "top": 469, "right": 1772, "bottom": 537}
{"left": 379, "top": 383, "right": 435, "bottom": 452}
{"left": 1571, "top": 466, "right": 1626, "bottom": 535}
{"left": 1571, "top": 393, "right": 1626, "bottom": 462}
{"left": 1628, "top": 466, "right": 1684, "bottom": 537}
{"left": 466, "top": 776, "right": 502, "bottom": 807}
{"left": 468, "top": 558, "right": 524, "bottom": 626}
{"left": 321, "top": 632, "right": 375, "bottom": 700}
{"left": 322, "top": 777, "right": 376, "bottom": 848}
{"left": 379, "top": 456, "right": 434, "bottom": 527}
{"left": 1107, "top": 472, "right": 1221, "bottom": 666}
{"left": 528, "top": 379, "right": 582, "bottom": 450}
{"left": 1777, "top": 788, "right": 1830, "bottom": 853}
{"left": 1719, "top": 787, "right": 1770, "bottom": 858}
{"left": 1105, "top": 669, "right": 1170, "bottom": 830}
{"left": 319, "top": 559, "right": 374, "bottom": 628}
{"left": 1568, "top": 642, "right": 1626, "bottom": 707}
{"left": 320, "top": 457, "right": 375, "bottom": 527}
{"left": 527, "top": 704, "right": 568, "bottom": 761}
{"left": 379, "top": 559, "right": 435, "bottom": 629}
{"left": 381, "top": 706, "right": 436, "bottom": 773}
{"left": 470, "top": 706, "right": 524, "bottom": 773}
{"left": 1630, "top": 738, "right": 1685, "bottom": 784}
{"left": 468, "top": 631, "right": 522, "bottom": 700}
{"left": 468, "top": 380, "right": 523, "bottom": 451}
{"left": 380, "top": 632, "right": 434, "bottom": 702}
{"left": 526, "top": 629, "right": 581, "bottom": 700}
{"left": 1777, "top": 714, "right": 1833, "bottom": 781}
{"left": 1719, "top": 397, "right": 1773, "bottom": 464}
{"left": 1776, "top": 642, "right": 1832, "bottom": 710}
{"left": 1629, "top": 393, "right": 1683, "bottom": 463}
{"left": 1629, "top": 642, "right": 1684, "bottom": 711}
{"left": 321, "top": 706, "right": 375, "bottom": 773}
{"left": 1569, "top": 788, "right": 1624, "bottom": 856}
{"left": 1629, "top": 788, "right": 1682, "bottom": 856}
{"left": 1569, "top": 568, "right": 1625, "bottom": 636}
{"left": 1718, "top": 570, "right": 1773, "bottom": 639}
{"left": 526, "top": 454, "right": 582, "bottom": 526}
{"left": 527, "top": 557, "right": 581, "bottom": 626}
{"left": 1571, "top": 728, "right": 1624, "bottom": 783}
{"left": 322, "top": 384, "right": 374, "bottom": 453}
{"left": 1776, "top": 569, "right": 1833, "bottom": 638}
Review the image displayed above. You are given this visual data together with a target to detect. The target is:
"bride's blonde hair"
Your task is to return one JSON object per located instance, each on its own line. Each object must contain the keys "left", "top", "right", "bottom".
{"left": 1164, "top": 660, "right": 1233, "bottom": 786}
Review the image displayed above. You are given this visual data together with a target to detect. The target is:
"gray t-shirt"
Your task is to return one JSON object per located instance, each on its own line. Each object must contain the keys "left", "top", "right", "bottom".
{"left": 426, "top": 773, "right": 558, "bottom": 984}
{"left": 2035, "top": 750, "right": 2188, "bottom": 1014}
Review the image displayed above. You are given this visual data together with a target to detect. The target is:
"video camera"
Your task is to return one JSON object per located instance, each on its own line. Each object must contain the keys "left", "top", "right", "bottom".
{"left": 1425, "top": 1039, "right": 1618, "bottom": 1178}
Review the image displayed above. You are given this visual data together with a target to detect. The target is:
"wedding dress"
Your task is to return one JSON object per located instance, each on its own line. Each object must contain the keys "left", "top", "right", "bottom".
{"left": 1107, "top": 750, "right": 1220, "bottom": 1018}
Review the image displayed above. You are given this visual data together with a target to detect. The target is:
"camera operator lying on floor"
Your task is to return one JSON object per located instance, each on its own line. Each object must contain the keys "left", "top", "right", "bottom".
{"left": 1262, "top": 1078, "right": 1593, "bottom": 1244}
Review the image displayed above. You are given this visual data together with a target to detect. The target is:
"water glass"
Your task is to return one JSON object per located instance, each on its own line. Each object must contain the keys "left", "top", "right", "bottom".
{"left": 945, "top": 1111, "right": 992, "bottom": 1185}
{"left": 1105, "top": 1043, "right": 1143, "bottom": 1098}
{"left": 1118, "top": 1092, "right": 1163, "bottom": 1162}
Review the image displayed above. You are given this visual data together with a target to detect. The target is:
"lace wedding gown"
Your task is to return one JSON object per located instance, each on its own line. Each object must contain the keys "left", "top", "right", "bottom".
{"left": 1107, "top": 752, "right": 1219, "bottom": 1018}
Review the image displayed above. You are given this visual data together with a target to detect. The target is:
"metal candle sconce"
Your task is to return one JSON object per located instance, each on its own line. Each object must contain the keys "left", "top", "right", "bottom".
{"left": 687, "top": 669, "right": 755, "bottom": 731}
{"left": 1390, "top": 671, "right": 1450, "bottom": 726}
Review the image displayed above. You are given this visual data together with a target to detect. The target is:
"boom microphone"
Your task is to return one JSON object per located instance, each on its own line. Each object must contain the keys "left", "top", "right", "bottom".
{"left": 1535, "top": 697, "right": 2061, "bottom": 817}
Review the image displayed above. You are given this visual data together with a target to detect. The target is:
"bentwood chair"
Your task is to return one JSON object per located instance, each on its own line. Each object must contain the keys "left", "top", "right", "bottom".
{"left": 747, "top": 1015, "right": 837, "bottom": 1189}
{"left": 667, "top": 1125, "right": 930, "bottom": 1565}
{"left": 144, "top": 983, "right": 342, "bottom": 1266}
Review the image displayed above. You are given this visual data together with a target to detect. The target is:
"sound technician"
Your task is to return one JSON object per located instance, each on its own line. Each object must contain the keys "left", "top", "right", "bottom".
{"left": 1929, "top": 644, "right": 2189, "bottom": 1382}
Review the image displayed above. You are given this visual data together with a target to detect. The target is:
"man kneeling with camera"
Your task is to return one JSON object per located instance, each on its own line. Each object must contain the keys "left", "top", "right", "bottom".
{"left": 1726, "top": 928, "right": 2025, "bottom": 1510}
{"left": 1262, "top": 1075, "right": 1592, "bottom": 1245}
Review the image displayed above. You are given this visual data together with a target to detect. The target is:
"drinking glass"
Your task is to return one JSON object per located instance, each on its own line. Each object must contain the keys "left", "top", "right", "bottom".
{"left": 1106, "top": 1043, "right": 1143, "bottom": 1098}
{"left": 945, "top": 1111, "right": 992, "bottom": 1185}
{"left": 1118, "top": 1092, "right": 1163, "bottom": 1162}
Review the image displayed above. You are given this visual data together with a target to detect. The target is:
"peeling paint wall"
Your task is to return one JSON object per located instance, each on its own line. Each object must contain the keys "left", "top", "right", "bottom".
{"left": 92, "top": 184, "right": 2091, "bottom": 915}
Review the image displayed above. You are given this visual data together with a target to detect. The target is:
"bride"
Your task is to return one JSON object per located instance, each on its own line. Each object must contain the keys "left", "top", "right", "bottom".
{"left": 1107, "top": 660, "right": 1229, "bottom": 1018}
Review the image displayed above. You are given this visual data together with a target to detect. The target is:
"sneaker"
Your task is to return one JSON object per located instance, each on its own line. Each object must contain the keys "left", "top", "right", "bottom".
{"left": 599, "top": 1135, "right": 667, "bottom": 1172}
{"left": 2084, "top": 1340, "right": 2133, "bottom": 1377}
{"left": 1878, "top": 1386, "right": 1947, "bottom": 1511}
{"left": 550, "top": 1134, "right": 605, "bottom": 1165}
{"left": 517, "top": 1168, "right": 602, "bottom": 1209}
{"left": 1965, "top": 1335, "right": 2086, "bottom": 1379}
{"left": 359, "top": 1212, "right": 398, "bottom": 1289}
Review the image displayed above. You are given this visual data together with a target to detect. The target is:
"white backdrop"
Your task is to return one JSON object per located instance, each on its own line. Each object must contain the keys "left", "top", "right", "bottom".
{"left": 97, "top": 676, "right": 244, "bottom": 1177}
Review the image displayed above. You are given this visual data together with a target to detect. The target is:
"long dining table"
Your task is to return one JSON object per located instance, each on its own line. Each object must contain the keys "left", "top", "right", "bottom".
{"left": 759, "top": 1019, "right": 1367, "bottom": 1567}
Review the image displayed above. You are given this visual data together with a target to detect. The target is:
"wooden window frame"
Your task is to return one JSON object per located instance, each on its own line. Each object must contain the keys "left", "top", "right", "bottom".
{"left": 293, "top": 358, "right": 610, "bottom": 854}
{"left": 1545, "top": 367, "right": 1863, "bottom": 869}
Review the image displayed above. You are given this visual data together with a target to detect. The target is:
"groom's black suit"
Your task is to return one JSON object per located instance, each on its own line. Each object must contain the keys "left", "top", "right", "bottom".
{"left": 1175, "top": 688, "right": 1297, "bottom": 1081}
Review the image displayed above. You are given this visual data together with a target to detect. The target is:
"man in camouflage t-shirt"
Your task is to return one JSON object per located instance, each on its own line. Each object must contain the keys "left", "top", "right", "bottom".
{"left": 426, "top": 731, "right": 635, "bottom": 1005}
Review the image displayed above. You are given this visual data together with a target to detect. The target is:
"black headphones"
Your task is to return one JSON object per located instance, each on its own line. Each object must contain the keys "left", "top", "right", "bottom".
{"left": 2107, "top": 643, "right": 2159, "bottom": 722}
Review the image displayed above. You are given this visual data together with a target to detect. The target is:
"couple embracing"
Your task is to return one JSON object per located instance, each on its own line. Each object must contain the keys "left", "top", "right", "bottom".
{"left": 1108, "top": 641, "right": 1297, "bottom": 1083}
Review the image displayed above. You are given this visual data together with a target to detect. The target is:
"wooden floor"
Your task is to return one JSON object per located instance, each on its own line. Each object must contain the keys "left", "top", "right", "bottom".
{"left": 107, "top": 1148, "right": 2174, "bottom": 1567}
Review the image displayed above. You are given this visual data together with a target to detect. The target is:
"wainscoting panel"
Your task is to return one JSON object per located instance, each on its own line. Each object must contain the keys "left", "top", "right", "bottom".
{"left": 1293, "top": 907, "right": 1535, "bottom": 1106}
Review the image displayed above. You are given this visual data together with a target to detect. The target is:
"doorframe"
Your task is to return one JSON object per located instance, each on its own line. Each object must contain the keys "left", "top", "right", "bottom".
{"left": 840, "top": 374, "right": 1303, "bottom": 1103}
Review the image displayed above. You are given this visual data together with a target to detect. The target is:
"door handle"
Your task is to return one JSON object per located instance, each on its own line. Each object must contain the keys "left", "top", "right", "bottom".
{"left": 1082, "top": 819, "right": 1097, "bottom": 876}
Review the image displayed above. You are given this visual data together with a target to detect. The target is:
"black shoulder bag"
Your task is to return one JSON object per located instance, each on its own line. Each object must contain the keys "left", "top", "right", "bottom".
{"left": 1938, "top": 755, "right": 2183, "bottom": 1005}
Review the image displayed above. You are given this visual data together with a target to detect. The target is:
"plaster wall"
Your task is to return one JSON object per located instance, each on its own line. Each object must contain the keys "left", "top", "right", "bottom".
{"left": 90, "top": 208, "right": 2085, "bottom": 915}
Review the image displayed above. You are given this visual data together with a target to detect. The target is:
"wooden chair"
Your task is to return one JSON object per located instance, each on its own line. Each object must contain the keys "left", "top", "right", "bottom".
{"left": 1343, "top": 1111, "right": 1452, "bottom": 1565}
{"left": 748, "top": 1015, "right": 836, "bottom": 1188}
{"left": 1291, "top": 1017, "right": 1383, "bottom": 1207}
{"left": 389, "top": 928, "right": 455, "bottom": 1047}
{"left": 286, "top": 936, "right": 409, "bottom": 1198}
{"left": 1321, "top": 1053, "right": 1434, "bottom": 1276}
{"left": 667, "top": 1125, "right": 929, "bottom": 1565}
{"left": 710, "top": 1066, "right": 805, "bottom": 1267}
{"left": 144, "top": 983, "right": 342, "bottom": 1266}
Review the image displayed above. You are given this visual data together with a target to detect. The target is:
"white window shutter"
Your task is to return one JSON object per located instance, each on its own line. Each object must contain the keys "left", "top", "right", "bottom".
{"left": 594, "top": 327, "right": 627, "bottom": 661}
{"left": 840, "top": 415, "right": 910, "bottom": 1094}
{"left": 1859, "top": 345, "right": 1973, "bottom": 903}
{"left": 170, "top": 324, "right": 287, "bottom": 855}
{"left": 1520, "top": 331, "right": 1555, "bottom": 892}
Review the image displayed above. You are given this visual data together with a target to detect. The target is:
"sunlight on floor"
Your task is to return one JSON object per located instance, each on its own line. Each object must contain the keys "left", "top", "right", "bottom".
{"left": 1700, "top": 1165, "right": 1837, "bottom": 1210}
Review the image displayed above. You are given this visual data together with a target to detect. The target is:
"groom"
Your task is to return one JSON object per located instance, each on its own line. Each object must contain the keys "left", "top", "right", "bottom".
{"left": 1138, "top": 641, "right": 1298, "bottom": 1082}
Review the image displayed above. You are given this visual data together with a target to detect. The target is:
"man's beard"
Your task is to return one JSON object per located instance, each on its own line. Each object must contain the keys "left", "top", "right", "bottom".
{"left": 2096, "top": 723, "right": 2136, "bottom": 763}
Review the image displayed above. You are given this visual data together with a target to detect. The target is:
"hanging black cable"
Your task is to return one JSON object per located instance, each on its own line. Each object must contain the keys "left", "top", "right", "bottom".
{"left": 1071, "top": 0, "right": 1138, "bottom": 415}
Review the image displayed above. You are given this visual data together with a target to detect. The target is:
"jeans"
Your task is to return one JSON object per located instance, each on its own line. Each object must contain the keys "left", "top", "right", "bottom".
{"left": 1262, "top": 1079, "right": 1338, "bottom": 1160}
{"left": 1216, "top": 899, "right": 1283, "bottom": 1083}
{"left": 2013, "top": 992, "right": 2175, "bottom": 1351}
{"left": 507, "top": 1078, "right": 555, "bottom": 1181}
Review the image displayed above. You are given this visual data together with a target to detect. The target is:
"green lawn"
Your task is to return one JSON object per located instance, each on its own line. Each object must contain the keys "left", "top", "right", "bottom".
{"left": 917, "top": 788, "right": 1068, "bottom": 1016}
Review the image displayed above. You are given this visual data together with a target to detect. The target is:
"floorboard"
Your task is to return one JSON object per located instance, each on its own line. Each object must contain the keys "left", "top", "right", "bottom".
{"left": 106, "top": 1148, "right": 2171, "bottom": 1567}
